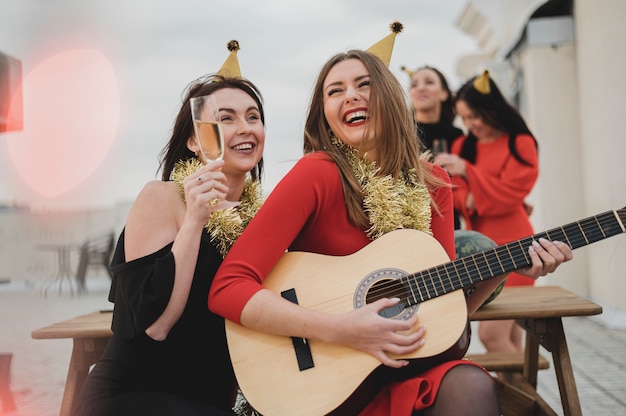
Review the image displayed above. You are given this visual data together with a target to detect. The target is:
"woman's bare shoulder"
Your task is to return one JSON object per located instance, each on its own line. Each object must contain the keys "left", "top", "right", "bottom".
{"left": 124, "top": 180, "right": 184, "bottom": 260}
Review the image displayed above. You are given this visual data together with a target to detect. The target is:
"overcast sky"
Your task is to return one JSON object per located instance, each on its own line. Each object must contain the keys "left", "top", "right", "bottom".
{"left": 0, "top": 0, "right": 478, "bottom": 211}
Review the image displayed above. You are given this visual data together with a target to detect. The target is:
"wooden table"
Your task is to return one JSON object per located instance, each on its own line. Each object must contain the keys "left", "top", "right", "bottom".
{"left": 471, "top": 285, "right": 603, "bottom": 416}
{"left": 31, "top": 310, "right": 113, "bottom": 416}
{"left": 31, "top": 286, "right": 601, "bottom": 416}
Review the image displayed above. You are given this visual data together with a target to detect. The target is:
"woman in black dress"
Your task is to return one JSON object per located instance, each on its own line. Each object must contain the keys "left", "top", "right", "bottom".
{"left": 74, "top": 41, "right": 266, "bottom": 416}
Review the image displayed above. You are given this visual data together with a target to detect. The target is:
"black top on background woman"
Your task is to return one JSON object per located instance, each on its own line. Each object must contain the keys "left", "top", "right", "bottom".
{"left": 404, "top": 65, "right": 463, "bottom": 153}
{"left": 404, "top": 65, "right": 464, "bottom": 229}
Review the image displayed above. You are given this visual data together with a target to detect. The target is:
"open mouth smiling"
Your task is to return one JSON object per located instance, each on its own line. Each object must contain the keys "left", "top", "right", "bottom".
{"left": 232, "top": 142, "right": 254, "bottom": 151}
{"left": 344, "top": 110, "right": 367, "bottom": 125}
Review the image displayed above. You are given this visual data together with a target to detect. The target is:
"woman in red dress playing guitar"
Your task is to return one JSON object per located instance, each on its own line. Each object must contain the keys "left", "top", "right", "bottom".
{"left": 210, "top": 25, "right": 572, "bottom": 416}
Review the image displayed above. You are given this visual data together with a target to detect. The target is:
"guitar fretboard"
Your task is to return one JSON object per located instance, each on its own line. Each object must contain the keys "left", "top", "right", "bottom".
{"left": 393, "top": 208, "right": 626, "bottom": 306}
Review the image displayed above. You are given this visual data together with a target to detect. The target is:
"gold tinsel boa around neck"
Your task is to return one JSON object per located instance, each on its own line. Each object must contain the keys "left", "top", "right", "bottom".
{"left": 331, "top": 137, "right": 432, "bottom": 239}
{"left": 171, "top": 158, "right": 263, "bottom": 257}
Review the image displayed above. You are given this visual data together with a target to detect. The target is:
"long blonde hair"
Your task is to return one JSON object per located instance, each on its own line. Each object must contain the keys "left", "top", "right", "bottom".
{"left": 303, "top": 50, "right": 445, "bottom": 229}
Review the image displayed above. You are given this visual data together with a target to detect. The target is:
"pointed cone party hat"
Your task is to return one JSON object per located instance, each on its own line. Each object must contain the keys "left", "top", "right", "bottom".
{"left": 473, "top": 70, "right": 491, "bottom": 94}
{"left": 400, "top": 65, "right": 414, "bottom": 78}
{"left": 216, "top": 40, "right": 241, "bottom": 78}
{"left": 367, "top": 21, "right": 403, "bottom": 67}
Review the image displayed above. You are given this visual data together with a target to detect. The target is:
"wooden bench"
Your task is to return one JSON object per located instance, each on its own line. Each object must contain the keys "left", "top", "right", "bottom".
{"left": 469, "top": 286, "right": 602, "bottom": 416}
{"left": 466, "top": 352, "right": 552, "bottom": 416}
{"left": 32, "top": 286, "right": 601, "bottom": 416}
{"left": 466, "top": 352, "right": 550, "bottom": 373}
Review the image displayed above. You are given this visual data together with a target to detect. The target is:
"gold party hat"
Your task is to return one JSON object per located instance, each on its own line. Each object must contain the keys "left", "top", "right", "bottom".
{"left": 472, "top": 70, "right": 490, "bottom": 94}
{"left": 367, "top": 21, "right": 403, "bottom": 67}
{"left": 216, "top": 40, "right": 241, "bottom": 78}
{"left": 400, "top": 65, "right": 414, "bottom": 78}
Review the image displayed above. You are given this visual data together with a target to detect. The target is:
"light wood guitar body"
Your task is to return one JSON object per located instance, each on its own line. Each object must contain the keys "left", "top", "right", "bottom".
{"left": 226, "top": 208, "right": 626, "bottom": 415}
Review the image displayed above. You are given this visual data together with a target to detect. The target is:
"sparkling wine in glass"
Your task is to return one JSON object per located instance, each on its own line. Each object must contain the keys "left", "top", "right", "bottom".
{"left": 431, "top": 138, "right": 448, "bottom": 157}
{"left": 190, "top": 94, "right": 224, "bottom": 163}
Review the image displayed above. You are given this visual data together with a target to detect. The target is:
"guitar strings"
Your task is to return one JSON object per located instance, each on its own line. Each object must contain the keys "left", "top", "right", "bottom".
{"left": 361, "top": 210, "right": 623, "bottom": 307}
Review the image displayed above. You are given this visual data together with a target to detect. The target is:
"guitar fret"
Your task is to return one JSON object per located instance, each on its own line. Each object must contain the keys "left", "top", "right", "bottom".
{"left": 564, "top": 223, "right": 583, "bottom": 248}
{"left": 425, "top": 267, "right": 441, "bottom": 299}
{"left": 591, "top": 217, "right": 604, "bottom": 239}
{"left": 442, "top": 266, "right": 452, "bottom": 293}
{"left": 415, "top": 272, "right": 427, "bottom": 302}
{"left": 588, "top": 217, "right": 606, "bottom": 243}
{"left": 404, "top": 275, "right": 418, "bottom": 305}
{"left": 480, "top": 251, "right": 493, "bottom": 281}
{"left": 547, "top": 227, "right": 566, "bottom": 244}
{"left": 433, "top": 265, "right": 448, "bottom": 296}
{"left": 616, "top": 210, "right": 626, "bottom": 231}
{"left": 432, "top": 266, "right": 444, "bottom": 296}
{"left": 503, "top": 244, "right": 518, "bottom": 269}
{"left": 422, "top": 272, "right": 434, "bottom": 299}
{"left": 493, "top": 246, "right": 512, "bottom": 273}
{"left": 516, "top": 239, "right": 531, "bottom": 266}
{"left": 449, "top": 262, "right": 458, "bottom": 289}
{"left": 440, "top": 263, "right": 454, "bottom": 294}
{"left": 456, "top": 257, "right": 470, "bottom": 288}
{"left": 577, "top": 222, "right": 590, "bottom": 245}
{"left": 418, "top": 271, "right": 429, "bottom": 300}
{"left": 469, "top": 255, "right": 481, "bottom": 286}
{"left": 450, "top": 260, "right": 462, "bottom": 292}
{"left": 408, "top": 273, "right": 422, "bottom": 304}
{"left": 490, "top": 248, "right": 506, "bottom": 275}
{"left": 560, "top": 226, "right": 572, "bottom": 247}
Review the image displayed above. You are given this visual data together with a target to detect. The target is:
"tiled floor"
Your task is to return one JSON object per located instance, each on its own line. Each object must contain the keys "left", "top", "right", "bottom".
{"left": 2, "top": 276, "right": 626, "bottom": 415}
{"left": 537, "top": 316, "right": 626, "bottom": 414}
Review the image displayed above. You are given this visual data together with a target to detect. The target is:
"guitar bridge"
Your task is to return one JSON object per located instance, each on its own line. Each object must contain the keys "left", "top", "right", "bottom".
{"left": 281, "top": 288, "right": 315, "bottom": 371}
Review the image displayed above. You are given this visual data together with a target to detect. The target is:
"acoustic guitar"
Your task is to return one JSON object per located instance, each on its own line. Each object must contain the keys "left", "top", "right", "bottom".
{"left": 226, "top": 207, "right": 625, "bottom": 416}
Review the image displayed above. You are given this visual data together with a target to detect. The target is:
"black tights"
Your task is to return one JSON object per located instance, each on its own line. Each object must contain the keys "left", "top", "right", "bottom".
{"left": 419, "top": 365, "right": 500, "bottom": 416}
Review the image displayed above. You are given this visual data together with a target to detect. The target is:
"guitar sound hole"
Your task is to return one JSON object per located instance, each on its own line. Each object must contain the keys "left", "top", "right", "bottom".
{"left": 366, "top": 279, "right": 410, "bottom": 319}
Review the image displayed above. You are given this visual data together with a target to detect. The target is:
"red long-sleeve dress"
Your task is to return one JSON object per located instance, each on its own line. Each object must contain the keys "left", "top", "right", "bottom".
{"left": 209, "top": 152, "right": 486, "bottom": 414}
{"left": 450, "top": 134, "right": 538, "bottom": 286}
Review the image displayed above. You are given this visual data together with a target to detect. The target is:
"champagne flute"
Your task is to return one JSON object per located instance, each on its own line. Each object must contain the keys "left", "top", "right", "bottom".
{"left": 190, "top": 94, "right": 224, "bottom": 163}
{"left": 190, "top": 94, "right": 239, "bottom": 209}
{"left": 431, "top": 138, "right": 448, "bottom": 157}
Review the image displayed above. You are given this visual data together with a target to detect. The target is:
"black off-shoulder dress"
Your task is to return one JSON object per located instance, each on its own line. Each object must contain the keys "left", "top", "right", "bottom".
{"left": 74, "top": 230, "right": 237, "bottom": 416}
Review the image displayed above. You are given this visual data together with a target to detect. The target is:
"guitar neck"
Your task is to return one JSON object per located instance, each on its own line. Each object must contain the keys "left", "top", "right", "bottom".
{"left": 403, "top": 208, "right": 626, "bottom": 306}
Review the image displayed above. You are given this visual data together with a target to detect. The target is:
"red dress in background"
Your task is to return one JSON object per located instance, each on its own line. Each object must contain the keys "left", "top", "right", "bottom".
{"left": 450, "top": 134, "right": 538, "bottom": 286}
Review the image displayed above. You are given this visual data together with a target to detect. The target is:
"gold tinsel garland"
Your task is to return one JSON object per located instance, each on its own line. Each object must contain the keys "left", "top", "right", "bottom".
{"left": 332, "top": 137, "right": 433, "bottom": 239}
{"left": 171, "top": 158, "right": 263, "bottom": 258}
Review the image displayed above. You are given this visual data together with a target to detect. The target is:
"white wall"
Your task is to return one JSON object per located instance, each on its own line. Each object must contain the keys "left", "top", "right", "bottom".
{"left": 519, "top": 43, "right": 591, "bottom": 296}
{"left": 574, "top": 0, "right": 626, "bottom": 326}
{"left": 456, "top": 0, "right": 626, "bottom": 327}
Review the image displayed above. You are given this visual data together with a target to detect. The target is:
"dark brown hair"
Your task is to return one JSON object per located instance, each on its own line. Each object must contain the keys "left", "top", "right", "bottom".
{"left": 158, "top": 75, "right": 265, "bottom": 182}
{"left": 455, "top": 74, "right": 537, "bottom": 166}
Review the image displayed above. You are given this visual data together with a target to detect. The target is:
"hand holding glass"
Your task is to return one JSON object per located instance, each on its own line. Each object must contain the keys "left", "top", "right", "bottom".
{"left": 190, "top": 94, "right": 224, "bottom": 163}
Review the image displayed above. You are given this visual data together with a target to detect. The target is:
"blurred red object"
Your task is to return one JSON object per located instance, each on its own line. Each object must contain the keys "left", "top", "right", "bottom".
{"left": 0, "top": 52, "right": 23, "bottom": 133}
